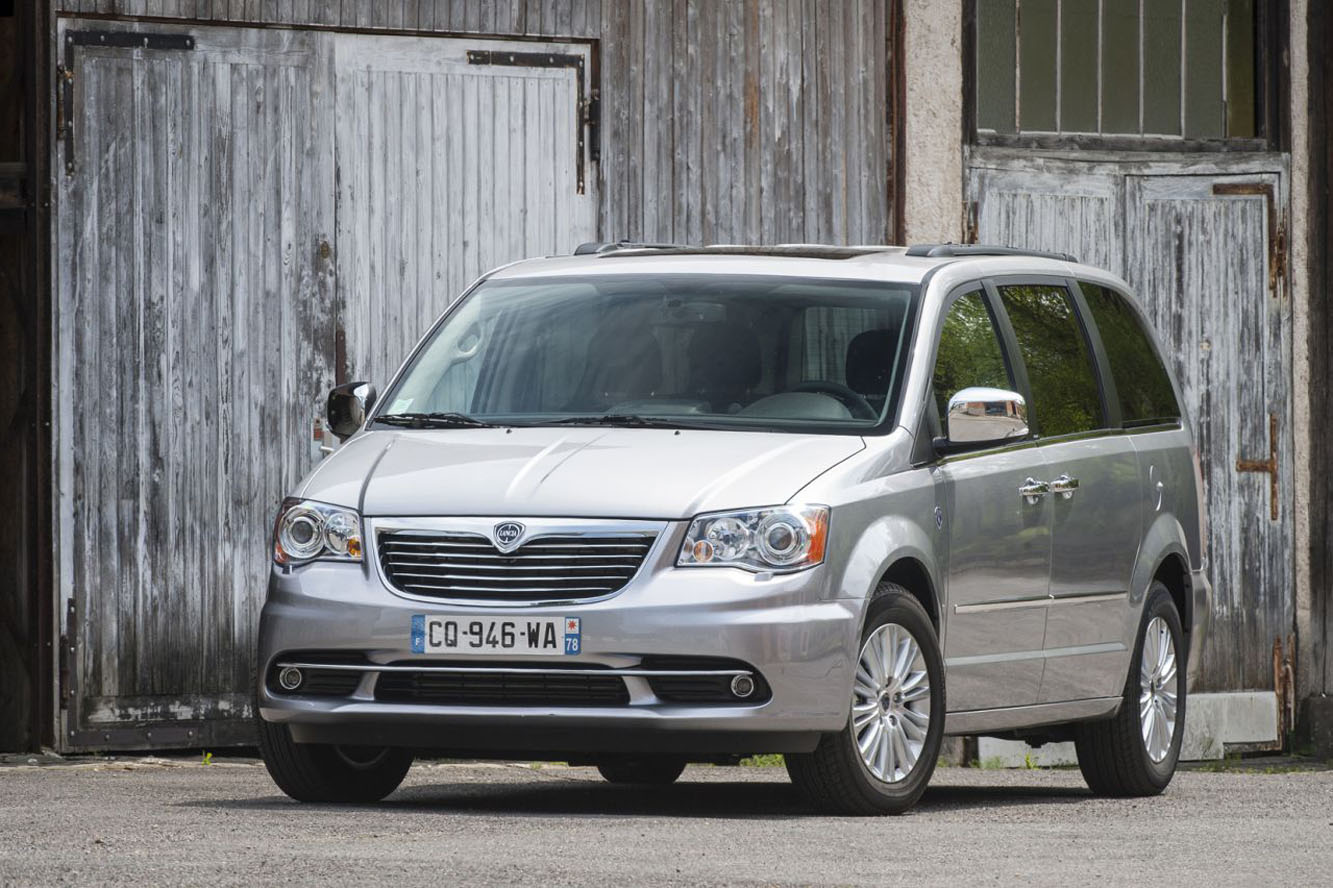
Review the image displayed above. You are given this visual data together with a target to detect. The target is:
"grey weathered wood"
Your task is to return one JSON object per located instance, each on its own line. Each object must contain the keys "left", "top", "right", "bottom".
{"left": 331, "top": 34, "right": 597, "bottom": 389}
{"left": 55, "top": 23, "right": 336, "bottom": 739}
{"left": 967, "top": 150, "right": 1293, "bottom": 694}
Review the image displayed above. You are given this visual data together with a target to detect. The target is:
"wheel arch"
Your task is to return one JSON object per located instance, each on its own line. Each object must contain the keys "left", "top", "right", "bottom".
{"left": 1129, "top": 512, "right": 1194, "bottom": 642}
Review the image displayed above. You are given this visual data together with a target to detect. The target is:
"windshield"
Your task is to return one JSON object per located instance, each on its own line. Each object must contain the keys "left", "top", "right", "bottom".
{"left": 375, "top": 273, "right": 918, "bottom": 433}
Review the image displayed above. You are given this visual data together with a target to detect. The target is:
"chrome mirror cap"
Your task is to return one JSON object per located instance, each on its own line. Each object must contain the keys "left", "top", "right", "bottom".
{"left": 327, "top": 381, "right": 377, "bottom": 441}
{"left": 945, "top": 387, "right": 1029, "bottom": 445}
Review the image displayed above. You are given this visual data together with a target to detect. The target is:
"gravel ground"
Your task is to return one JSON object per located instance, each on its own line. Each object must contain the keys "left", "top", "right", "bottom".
{"left": 1, "top": 755, "right": 1330, "bottom": 887}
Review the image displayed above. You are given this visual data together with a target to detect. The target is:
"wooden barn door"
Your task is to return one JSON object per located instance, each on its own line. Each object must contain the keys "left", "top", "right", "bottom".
{"left": 1126, "top": 173, "right": 1293, "bottom": 695}
{"left": 331, "top": 34, "right": 599, "bottom": 390}
{"left": 53, "top": 22, "right": 336, "bottom": 748}
{"left": 969, "top": 159, "right": 1293, "bottom": 698}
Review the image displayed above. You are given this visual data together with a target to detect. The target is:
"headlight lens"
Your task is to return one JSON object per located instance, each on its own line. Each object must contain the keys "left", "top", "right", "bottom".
{"left": 273, "top": 498, "right": 363, "bottom": 565}
{"left": 678, "top": 505, "right": 829, "bottom": 572}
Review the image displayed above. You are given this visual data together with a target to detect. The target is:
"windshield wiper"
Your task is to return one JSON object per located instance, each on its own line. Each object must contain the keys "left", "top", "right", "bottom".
{"left": 535, "top": 414, "right": 698, "bottom": 429}
{"left": 373, "top": 412, "right": 497, "bottom": 429}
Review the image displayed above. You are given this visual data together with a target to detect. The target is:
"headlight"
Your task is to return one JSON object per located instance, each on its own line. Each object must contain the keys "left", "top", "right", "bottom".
{"left": 677, "top": 505, "right": 829, "bottom": 572}
{"left": 272, "top": 498, "right": 363, "bottom": 565}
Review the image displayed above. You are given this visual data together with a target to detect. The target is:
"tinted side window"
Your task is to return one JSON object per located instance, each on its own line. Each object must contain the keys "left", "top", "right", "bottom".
{"left": 931, "top": 290, "right": 1014, "bottom": 419}
{"left": 997, "top": 284, "right": 1104, "bottom": 437}
{"left": 1080, "top": 283, "right": 1181, "bottom": 426}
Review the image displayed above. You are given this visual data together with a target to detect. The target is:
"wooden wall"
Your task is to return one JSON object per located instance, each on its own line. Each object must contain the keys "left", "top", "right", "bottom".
{"left": 54, "top": 0, "right": 894, "bottom": 245}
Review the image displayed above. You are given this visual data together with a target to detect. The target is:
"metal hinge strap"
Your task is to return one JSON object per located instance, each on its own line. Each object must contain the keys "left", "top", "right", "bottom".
{"left": 1236, "top": 412, "right": 1280, "bottom": 521}
{"left": 1212, "top": 181, "right": 1287, "bottom": 298}
{"left": 466, "top": 49, "right": 596, "bottom": 194}
{"left": 59, "top": 30, "right": 196, "bottom": 176}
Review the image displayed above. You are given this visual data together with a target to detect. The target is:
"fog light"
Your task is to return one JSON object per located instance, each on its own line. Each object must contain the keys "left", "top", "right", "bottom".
{"left": 278, "top": 667, "right": 304, "bottom": 691}
{"left": 730, "top": 674, "right": 756, "bottom": 698}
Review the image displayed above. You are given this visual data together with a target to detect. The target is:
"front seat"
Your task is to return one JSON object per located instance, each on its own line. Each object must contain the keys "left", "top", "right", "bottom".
{"left": 687, "top": 321, "right": 763, "bottom": 412}
{"left": 570, "top": 318, "right": 664, "bottom": 410}
{"left": 845, "top": 327, "right": 900, "bottom": 411}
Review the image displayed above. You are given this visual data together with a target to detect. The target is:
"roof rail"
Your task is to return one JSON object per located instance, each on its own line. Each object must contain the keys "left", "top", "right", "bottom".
{"left": 572, "top": 240, "right": 682, "bottom": 255}
{"left": 905, "top": 243, "right": 1078, "bottom": 263}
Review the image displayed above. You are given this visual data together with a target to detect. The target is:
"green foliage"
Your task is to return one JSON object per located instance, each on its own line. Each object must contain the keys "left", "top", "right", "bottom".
{"left": 200, "top": 751, "right": 213, "bottom": 766}
{"left": 738, "top": 754, "right": 785, "bottom": 767}
{"left": 933, "top": 291, "right": 1012, "bottom": 416}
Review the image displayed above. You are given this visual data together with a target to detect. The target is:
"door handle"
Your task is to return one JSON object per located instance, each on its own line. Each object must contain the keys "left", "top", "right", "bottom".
{"left": 1019, "top": 478, "right": 1050, "bottom": 505}
{"left": 1050, "top": 474, "right": 1080, "bottom": 499}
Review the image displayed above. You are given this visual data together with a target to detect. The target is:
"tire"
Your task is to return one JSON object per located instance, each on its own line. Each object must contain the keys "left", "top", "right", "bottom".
{"left": 596, "top": 756, "right": 687, "bottom": 785}
{"left": 257, "top": 712, "right": 413, "bottom": 803}
{"left": 786, "top": 584, "right": 945, "bottom": 815}
{"left": 1075, "top": 582, "right": 1186, "bottom": 797}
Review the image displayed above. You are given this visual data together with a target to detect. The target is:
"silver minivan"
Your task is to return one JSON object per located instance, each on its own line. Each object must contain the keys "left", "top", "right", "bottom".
{"left": 256, "top": 243, "right": 1210, "bottom": 815}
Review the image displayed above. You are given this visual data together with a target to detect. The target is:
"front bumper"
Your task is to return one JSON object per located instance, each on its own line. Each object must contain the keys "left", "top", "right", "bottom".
{"left": 257, "top": 528, "right": 862, "bottom": 755}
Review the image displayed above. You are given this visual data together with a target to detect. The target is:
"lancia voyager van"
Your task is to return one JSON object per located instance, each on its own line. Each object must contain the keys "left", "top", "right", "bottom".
{"left": 256, "top": 243, "right": 1210, "bottom": 815}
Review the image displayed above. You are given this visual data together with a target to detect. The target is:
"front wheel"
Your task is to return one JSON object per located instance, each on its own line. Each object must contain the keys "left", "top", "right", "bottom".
{"left": 1075, "top": 582, "right": 1186, "bottom": 796}
{"left": 786, "top": 585, "right": 945, "bottom": 815}
{"left": 257, "top": 714, "right": 413, "bottom": 803}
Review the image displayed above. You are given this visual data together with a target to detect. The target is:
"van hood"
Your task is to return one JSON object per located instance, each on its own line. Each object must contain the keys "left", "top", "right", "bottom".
{"left": 298, "top": 427, "right": 864, "bottom": 519}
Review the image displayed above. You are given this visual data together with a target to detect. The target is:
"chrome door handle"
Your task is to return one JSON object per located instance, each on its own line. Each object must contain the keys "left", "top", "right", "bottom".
{"left": 1051, "top": 474, "right": 1080, "bottom": 499}
{"left": 1019, "top": 478, "right": 1050, "bottom": 504}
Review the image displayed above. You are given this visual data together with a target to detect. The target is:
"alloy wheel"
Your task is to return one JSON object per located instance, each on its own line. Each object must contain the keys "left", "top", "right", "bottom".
{"left": 852, "top": 622, "right": 931, "bottom": 783}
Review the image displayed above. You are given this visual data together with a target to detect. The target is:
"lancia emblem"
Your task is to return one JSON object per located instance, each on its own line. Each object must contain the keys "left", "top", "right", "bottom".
{"left": 493, "top": 521, "right": 525, "bottom": 552}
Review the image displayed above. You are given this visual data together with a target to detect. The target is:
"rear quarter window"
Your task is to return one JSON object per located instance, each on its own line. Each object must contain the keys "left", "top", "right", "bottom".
{"left": 1079, "top": 283, "right": 1181, "bottom": 427}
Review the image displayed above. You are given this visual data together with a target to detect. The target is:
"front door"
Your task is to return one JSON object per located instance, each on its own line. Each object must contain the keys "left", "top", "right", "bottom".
{"left": 54, "top": 22, "right": 336, "bottom": 747}
{"left": 931, "top": 288, "right": 1052, "bottom": 711}
{"left": 53, "top": 21, "right": 601, "bottom": 750}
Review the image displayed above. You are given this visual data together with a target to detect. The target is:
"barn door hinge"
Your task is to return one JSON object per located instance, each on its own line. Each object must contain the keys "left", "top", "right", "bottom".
{"left": 961, "top": 201, "right": 979, "bottom": 244}
{"left": 1236, "top": 412, "right": 1280, "bottom": 521}
{"left": 58, "top": 600, "right": 76, "bottom": 710}
{"left": 1212, "top": 182, "right": 1287, "bottom": 298}
{"left": 466, "top": 49, "right": 597, "bottom": 195}
{"left": 57, "top": 30, "right": 196, "bottom": 176}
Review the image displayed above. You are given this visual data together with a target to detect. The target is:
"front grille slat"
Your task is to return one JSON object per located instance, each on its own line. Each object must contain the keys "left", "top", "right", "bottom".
{"left": 375, "top": 666, "right": 629, "bottom": 706}
{"left": 379, "top": 530, "right": 656, "bottom": 601}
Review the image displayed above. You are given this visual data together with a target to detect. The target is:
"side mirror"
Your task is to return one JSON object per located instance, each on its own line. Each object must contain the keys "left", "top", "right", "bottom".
{"left": 940, "top": 387, "right": 1029, "bottom": 450}
{"left": 327, "top": 382, "right": 377, "bottom": 441}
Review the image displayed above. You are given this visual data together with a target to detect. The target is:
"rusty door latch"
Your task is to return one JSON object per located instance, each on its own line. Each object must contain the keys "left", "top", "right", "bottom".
{"left": 1236, "top": 413, "right": 1280, "bottom": 521}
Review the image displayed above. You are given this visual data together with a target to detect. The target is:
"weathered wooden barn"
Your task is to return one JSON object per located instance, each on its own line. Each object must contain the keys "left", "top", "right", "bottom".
{"left": 1, "top": 0, "right": 1330, "bottom": 756}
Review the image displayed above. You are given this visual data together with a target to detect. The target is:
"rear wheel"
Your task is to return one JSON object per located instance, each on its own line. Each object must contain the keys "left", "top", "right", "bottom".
{"left": 1075, "top": 582, "right": 1186, "bottom": 797}
{"left": 596, "top": 756, "right": 687, "bottom": 785}
{"left": 257, "top": 714, "right": 413, "bottom": 803}
{"left": 786, "top": 585, "right": 944, "bottom": 815}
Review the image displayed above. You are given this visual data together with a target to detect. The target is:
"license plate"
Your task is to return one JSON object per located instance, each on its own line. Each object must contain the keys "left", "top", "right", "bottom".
{"left": 410, "top": 615, "right": 581, "bottom": 656}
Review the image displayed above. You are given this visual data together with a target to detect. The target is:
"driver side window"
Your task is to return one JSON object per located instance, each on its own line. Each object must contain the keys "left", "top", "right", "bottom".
{"left": 931, "top": 290, "right": 1014, "bottom": 419}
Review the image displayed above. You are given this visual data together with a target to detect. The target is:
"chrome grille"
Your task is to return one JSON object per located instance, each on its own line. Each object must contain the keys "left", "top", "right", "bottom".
{"left": 378, "top": 531, "right": 656, "bottom": 601}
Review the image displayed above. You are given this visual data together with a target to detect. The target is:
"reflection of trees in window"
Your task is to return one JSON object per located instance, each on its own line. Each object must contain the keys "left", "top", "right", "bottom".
{"left": 932, "top": 292, "right": 1012, "bottom": 418}
{"left": 998, "top": 286, "right": 1103, "bottom": 437}
{"left": 1080, "top": 283, "right": 1181, "bottom": 426}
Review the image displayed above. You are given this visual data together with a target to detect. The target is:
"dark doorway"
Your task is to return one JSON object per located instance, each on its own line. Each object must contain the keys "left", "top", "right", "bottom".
{"left": 0, "top": 0, "right": 50, "bottom": 753}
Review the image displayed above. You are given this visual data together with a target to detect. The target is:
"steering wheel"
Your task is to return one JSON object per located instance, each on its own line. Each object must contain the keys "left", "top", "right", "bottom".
{"left": 791, "top": 380, "right": 878, "bottom": 420}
